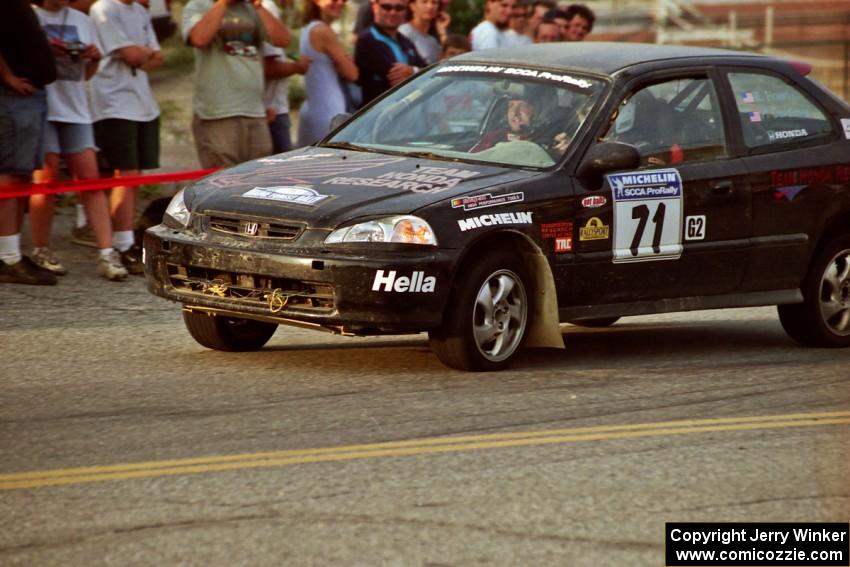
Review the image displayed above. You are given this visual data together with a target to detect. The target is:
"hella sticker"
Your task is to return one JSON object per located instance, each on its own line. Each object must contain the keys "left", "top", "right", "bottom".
{"left": 581, "top": 195, "right": 607, "bottom": 208}
{"left": 372, "top": 270, "right": 436, "bottom": 293}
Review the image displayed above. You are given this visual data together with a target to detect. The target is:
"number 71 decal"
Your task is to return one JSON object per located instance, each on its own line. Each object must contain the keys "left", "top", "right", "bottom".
{"left": 607, "top": 168, "right": 683, "bottom": 263}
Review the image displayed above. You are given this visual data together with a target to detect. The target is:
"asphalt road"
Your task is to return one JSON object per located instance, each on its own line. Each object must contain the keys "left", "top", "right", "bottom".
{"left": 1, "top": 211, "right": 848, "bottom": 566}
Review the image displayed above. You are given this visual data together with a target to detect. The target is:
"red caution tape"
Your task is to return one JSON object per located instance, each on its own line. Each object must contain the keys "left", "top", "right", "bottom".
{"left": 0, "top": 168, "right": 220, "bottom": 199}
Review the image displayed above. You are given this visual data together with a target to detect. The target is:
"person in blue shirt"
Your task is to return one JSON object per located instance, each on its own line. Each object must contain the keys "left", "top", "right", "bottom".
{"left": 354, "top": 0, "right": 425, "bottom": 108}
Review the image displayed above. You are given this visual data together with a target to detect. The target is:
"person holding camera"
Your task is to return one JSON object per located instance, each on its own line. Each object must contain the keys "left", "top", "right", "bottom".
{"left": 32, "top": 0, "right": 130, "bottom": 281}
{"left": 183, "top": 0, "right": 291, "bottom": 168}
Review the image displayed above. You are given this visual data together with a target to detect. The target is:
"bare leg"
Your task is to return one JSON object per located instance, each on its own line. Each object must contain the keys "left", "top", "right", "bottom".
{"left": 0, "top": 174, "right": 24, "bottom": 236}
{"left": 109, "top": 169, "right": 139, "bottom": 233}
{"left": 68, "top": 149, "right": 112, "bottom": 249}
{"left": 29, "top": 154, "right": 60, "bottom": 248}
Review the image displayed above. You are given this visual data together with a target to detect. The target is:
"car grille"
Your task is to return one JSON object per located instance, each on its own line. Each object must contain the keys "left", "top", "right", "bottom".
{"left": 167, "top": 264, "right": 334, "bottom": 315}
{"left": 206, "top": 213, "right": 304, "bottom": 240}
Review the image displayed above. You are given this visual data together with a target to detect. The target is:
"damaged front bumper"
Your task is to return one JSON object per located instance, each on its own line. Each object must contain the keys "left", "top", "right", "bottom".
{"left": 143, "top": 224, "right": 454, "bottom": 334}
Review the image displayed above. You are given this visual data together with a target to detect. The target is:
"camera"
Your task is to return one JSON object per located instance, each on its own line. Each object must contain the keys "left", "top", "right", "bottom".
{"left": 64, "top": 41, "right": 87, "bottom": 63}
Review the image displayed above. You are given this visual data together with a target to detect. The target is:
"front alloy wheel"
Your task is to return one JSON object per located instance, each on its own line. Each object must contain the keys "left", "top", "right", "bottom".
{"left": 430, "top": 250, "right": 530, "bottom": 371}
{"left": 472, "top": 269, "right": 528, "bottom": 364}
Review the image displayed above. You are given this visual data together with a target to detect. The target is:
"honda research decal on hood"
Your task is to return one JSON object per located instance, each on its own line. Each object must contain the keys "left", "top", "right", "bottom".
{"left": 457, "top": 211, "right": 533, "bottom": 232}
{"left": 372, "top": 270, "right": 436, "bottom": 293}
{"left": 207, "top": 154, "right": 406, "bottom": 188}
{"left": 326, "top": 167, "right": 481, "bottom": 194}
{"left": 241, "top": 186, "right": 330, "bottom": 206}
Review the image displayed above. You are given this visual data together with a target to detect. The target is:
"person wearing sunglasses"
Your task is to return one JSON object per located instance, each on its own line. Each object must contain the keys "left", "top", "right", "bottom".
{"left": 354, "top": 0, "right": 426, "bottom": 107}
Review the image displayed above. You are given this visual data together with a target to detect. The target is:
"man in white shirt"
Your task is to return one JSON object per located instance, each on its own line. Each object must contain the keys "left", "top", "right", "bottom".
{"left": 90, "top": 0, "right": 164, "bottom": 275}
{"left": 503, "top": 0, "right": 532, "bottom": 47}
{"left": 470, "top": 0, "right": 511, "bottom": 50}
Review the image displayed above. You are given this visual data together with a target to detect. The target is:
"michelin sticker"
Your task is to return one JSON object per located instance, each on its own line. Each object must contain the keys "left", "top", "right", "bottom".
{"left": 457, "top": 211, "right": 533, "bottom": 232}
{"left": 242, "top": 186, "right": 329, "bottom": 206}
{"left": 842, "top": 118, "right": 850, "bottom": 140}
{"left": 607, "top": 168, "right": 683, "bottom": 263}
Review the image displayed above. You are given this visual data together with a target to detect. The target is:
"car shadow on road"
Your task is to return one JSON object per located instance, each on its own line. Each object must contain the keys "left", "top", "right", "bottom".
{"left": 515, "top": 318, "right": 805, "bottom": 371}
{"left": 180, "top": 316, "right": 827, "bottom": 375}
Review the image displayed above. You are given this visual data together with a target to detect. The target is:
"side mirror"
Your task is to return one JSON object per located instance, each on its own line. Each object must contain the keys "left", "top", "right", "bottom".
{"left": 329, "top": 113, "right": 352, "bottom": 132}
{"left": 576, "top": 141, "right": 641, "bottom": 190}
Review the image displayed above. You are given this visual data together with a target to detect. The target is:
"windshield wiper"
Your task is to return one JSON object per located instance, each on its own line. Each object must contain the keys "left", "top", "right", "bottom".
{"left": 320, "top": 141, "right": 375, "bottom": 153}
{"left": 399, "top": 150, "right": 459, "bottom": 162}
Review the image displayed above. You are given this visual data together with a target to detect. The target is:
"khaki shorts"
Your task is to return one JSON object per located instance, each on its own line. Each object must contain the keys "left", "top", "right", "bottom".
{"left": 191, "top": 115, "right": 272, "bottom": 169}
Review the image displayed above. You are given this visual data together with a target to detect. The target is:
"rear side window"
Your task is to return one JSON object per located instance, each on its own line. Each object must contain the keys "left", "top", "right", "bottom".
{"left": 728, "top": 72, "right": 833, "bottom": 149}
{"left": 602, "top": 77, "right": 727, "bottom": 166}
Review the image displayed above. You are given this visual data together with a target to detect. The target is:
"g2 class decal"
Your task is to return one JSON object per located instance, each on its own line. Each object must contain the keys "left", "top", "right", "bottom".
{"left": 685, "top": 215, "right": 706, "bottom": 241}
{"left": 372, "top": 270, "right": 436, "bottom": 293}
{"left": 608, "top": 168, "right": 683, "bottom": 263}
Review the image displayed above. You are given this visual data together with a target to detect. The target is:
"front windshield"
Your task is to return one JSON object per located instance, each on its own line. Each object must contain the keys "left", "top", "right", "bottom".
{"left": 326, "top": 63, "right": 606, "bottom": 169}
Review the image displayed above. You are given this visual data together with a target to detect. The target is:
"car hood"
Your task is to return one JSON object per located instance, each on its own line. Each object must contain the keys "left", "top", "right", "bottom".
{"left": 186, "top": 147, "right": 537, "bottom": 228}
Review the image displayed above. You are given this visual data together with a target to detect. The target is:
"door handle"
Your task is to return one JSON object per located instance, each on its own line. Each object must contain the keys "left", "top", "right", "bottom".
{"left": 711, "top": 181, "right": 734, "bottom": 197}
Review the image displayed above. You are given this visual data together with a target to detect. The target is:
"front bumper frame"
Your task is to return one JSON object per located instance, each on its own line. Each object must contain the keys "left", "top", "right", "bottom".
{"left": 143, "top": 224, "right": 455, "bottom": 334}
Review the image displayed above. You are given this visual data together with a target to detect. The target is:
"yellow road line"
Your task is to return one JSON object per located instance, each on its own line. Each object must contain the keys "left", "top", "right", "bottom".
{"left": 1, "top": 411, "right": 848, "bottom": 491}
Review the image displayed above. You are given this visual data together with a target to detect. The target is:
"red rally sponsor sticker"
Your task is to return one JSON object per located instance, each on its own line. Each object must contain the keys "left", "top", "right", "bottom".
{"left": 541, "top": 221, "right": 573, "bottom": 253}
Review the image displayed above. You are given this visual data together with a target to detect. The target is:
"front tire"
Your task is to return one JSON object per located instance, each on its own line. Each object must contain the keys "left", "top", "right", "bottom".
{"left": 183, "top": 311, "right": 278, "bottom": 351}
{"left": 430, "top": 251, "right": 530, "bottom": 371}
{"left": 778, "top": 235, "right": 850, "bottom": 347}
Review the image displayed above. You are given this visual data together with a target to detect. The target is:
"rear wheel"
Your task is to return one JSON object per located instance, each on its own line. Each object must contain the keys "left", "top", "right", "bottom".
{"left": 778, "top": 235, "right": 850, "bottom": 347}
{"left": 182, "top": 310, "right": 278, "bottom": 351}
{"left": 569, "top": 317, "right": 620, "bottom": 328}
{"left": 429, "top": 251, "right": 530, "bottom": 371}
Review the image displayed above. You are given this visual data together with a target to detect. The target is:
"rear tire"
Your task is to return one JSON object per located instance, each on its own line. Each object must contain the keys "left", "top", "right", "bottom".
{"left": 569, "top": 317, "right": 620, "bottom": 328}
{"left": 182, "top": 311, "right": 278, "bottom": 351}
{"left": 778, "top": 235, "right": 850, "bottom": 347}
{"left": 429, "top": 250, "right": 530, "bottom": 371}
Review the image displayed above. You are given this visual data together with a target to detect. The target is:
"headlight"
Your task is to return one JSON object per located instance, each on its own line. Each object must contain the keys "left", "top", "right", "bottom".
{"left": 163, "top": 189, "right": 191, "bottom": 228}
{"left": 325, "top": 215, "right": 437, "bottom": 246}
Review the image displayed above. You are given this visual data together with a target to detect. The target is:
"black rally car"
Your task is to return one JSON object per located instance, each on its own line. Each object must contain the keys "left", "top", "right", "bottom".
{"left": 144, "top": 43, "right": 850, "bottom": 371}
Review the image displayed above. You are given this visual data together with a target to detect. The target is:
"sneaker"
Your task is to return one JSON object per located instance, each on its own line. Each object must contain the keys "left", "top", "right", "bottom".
{"left": 0, "top": 256, "right": 58, "bottom": 285}
{"left": 31, "top": 247, "right": 67, "bottom": 276}
{"left": 119, "top": 245, "right": 144, "bottom": 275}
{"left": 71, "top": 224, "right": 98, "bottom": 248}
{"left": 97, "top": 250, "right": 129, "bottom": 281}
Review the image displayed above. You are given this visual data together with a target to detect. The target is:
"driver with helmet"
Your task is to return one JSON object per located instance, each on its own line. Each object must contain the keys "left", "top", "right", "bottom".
{"left": 471, "top": 83, "right": 571, "bottom": 154}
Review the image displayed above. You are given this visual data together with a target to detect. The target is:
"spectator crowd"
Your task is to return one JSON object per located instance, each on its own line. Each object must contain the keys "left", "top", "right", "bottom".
{"left": 1, "top": 0, "right": 595, "bottom": 287}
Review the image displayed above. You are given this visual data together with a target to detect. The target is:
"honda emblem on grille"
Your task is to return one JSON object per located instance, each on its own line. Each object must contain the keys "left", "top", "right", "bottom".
{"left": 242, "top": 221, "right": 259, "bottom": 236}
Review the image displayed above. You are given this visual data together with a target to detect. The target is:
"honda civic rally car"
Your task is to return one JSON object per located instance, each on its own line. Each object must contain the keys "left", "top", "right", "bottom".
{"left": 144, "top": 43, "right": 850, "bottom": 371}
